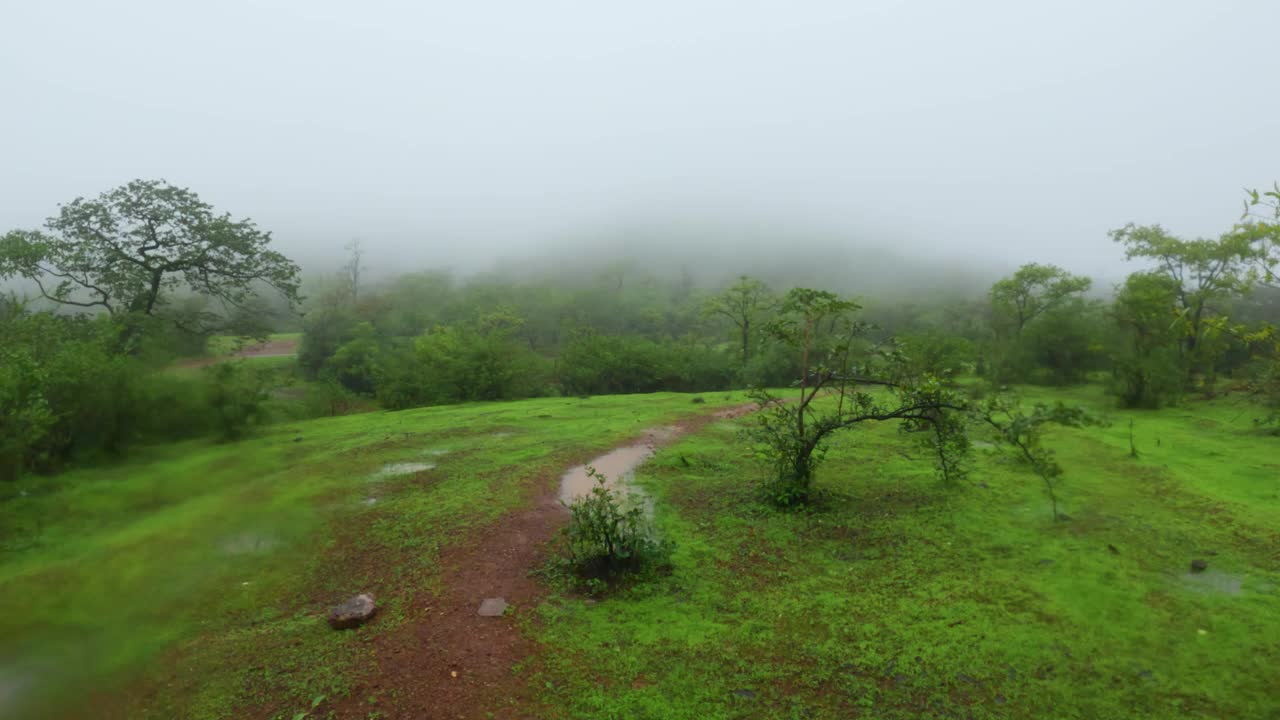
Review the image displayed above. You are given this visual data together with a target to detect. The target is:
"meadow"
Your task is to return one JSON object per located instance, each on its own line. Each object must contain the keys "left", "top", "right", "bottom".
{"left": 531, "top": 385, "right": 1279, "bottom": 718}
{"left": 1, "top": 384, "right": 1276, "bottom": 719}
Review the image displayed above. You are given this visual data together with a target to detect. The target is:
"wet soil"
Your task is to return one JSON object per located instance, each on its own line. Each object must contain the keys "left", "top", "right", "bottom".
{"left": 557, "top": 426, "right": 678, "bottom": 505}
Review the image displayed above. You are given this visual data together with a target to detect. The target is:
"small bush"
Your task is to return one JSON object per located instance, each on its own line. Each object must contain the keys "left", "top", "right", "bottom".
{"left": 204, "top": 362, "right": 270, "bottom": 441}
{"left": 553, "top": 468, "right": 670, "bottom": 593}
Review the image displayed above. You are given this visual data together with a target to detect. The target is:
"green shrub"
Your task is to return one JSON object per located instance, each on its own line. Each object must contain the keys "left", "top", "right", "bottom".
{"left": 554, "top": 468, "right": 670, "bottom": 593}
{"left": 204, "top": 362, "right": 270, "bottom": 441}
{"left": 326, "top": 322, "right": 380, "bottom": 394}
{"left": 0, "top": 345, "right": 54, "bottom": 480}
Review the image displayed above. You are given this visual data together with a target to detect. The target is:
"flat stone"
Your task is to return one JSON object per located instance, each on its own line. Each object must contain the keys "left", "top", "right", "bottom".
{"left": 327, "top": 593, "right": 376, "bottom": 629}
{"left": 477, "top": 597, "right": 508, "bottom": 617}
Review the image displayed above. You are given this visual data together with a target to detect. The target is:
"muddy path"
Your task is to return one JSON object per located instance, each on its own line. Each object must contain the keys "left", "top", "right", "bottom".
{"left": 324, "top": 404, "right": 756, "bottom": 720}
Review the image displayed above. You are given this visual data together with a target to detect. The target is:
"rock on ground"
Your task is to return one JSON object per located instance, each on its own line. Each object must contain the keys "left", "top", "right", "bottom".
{"left": 477, "top": 598, "right": 508, "bottom": 617}
{"left": 328, "top": 593, "right": 376, "bottom": 629}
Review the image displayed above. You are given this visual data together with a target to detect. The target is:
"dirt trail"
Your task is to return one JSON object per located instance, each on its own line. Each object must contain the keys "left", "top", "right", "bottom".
{"left": 324, "top": 404, "right": 755, "bottom": 720}
{"left": 174, "top": 337, "right": 299, "bottom": 369}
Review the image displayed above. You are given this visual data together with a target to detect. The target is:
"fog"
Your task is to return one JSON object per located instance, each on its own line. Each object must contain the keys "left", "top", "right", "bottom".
{"left": 3, "top": 0, "right": 1278, "bottom": 284}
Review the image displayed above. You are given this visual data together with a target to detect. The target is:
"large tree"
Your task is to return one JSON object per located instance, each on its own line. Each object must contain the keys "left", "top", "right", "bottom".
{"left": 704, "top": 275, "right": 775, "bottom": 365}
{"left": 989, "top": 263, "right": 1092, "bottom": 338}
{"left": 1109, "top": 272, "right": 1184, "bottom": 408}
{"left": 1109, "top": 222, "right": 1259, "bottom": 381}
{"left": 0, "top": 180, "right": 300, "bottom": 330}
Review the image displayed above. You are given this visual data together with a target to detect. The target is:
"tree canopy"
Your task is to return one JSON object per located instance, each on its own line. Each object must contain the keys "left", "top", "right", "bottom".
{"left": 0, "top": 180, "right": 300, "bottom": 330}
{"left": 989, "top": 263, "right": 1091, "bottom": 338}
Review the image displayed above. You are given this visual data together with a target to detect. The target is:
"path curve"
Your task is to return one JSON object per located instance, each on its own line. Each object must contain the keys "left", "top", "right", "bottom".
{"left": 323, "top": 403, "right": 757, "bottom": 720}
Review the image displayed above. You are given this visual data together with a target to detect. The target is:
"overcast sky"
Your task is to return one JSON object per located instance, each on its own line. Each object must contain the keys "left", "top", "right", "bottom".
{"left": 2, "top": 0, "right": 1277, "bottom": 280}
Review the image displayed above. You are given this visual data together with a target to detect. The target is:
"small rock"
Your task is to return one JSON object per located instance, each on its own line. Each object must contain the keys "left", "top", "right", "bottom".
{"left": 732, "top": 689, "right": 756, "bottom": 700}
{"left": 1190, "top": 558, "right": 1208, "bottom": 573}
{"left": 478, "top": 597, "right": 508, "bottom": 617}
{"left": 327, "top": 593, "right": 376, "bottom": 630}
{"left": 995, "top": 694, "right": 1007, "bottom": 705}
{"left": 1037, "top": 558, "right": 1055, "bottom": 566}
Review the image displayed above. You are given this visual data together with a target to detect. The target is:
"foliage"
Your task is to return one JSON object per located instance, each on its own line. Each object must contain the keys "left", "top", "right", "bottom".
{"left": 1240, "top": 184, "right": 1280, "bottom": 286}
{"left": 1110, "top": 221, "right": 1260, "bottom": 385}
{"left": 555, "top": 468, "right": 671, "bottom": 592}
{"left": 975, "top": 394, "right": 1099, "bottom": 520}
{"left": 401, "top": 309, "right": 546, "bottom": 406}
{"left": 0, "top": 305, "right": 288, "bottom": 476}
{"left": 326, "top": 322, "right": 381, "bottom": 395}
{"left": 559, "top": 330, "right": 733, "bottom": 396}
{"left": 989, "top": 263, "right": 1092, "bottom": 338}
{"left": 0, "top": 343, "right": 54, "bottom": 480}
{"left": 1240, "top": 324, "right": 1280, "bottom": 431}
{"left": 1109, "top": 272, "right": 1185, "bottom": 408}
{"left": 987, "top": 263, "right": 1093, "bottom": 383}
{"left": 896, "top": 331, "right": 975, "bottom": 377}
{"left": 745, "top": 288, "right": 971, "bottom": 506}
{"left": 0, "top": 180, "right": 300, "bottom": 333}
{"left": 1019, "top": 301, "right": 1107, "bottom": 385}
{"left": 203, "top": 362, "right": 270, "bottom": 441}
{"left": 703, "top": 275, "right": 775, "bottom": 365}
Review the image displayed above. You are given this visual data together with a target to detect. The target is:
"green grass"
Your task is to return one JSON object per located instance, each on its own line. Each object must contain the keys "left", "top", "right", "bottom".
{"left": 0, "top": 391, "right": 753, "bottom": 719}
{"left": 530, "top": 386, "right": 1280, "bottom": 719}
{"left": 6, "top": 384, "right": 1277, "bottom": 719}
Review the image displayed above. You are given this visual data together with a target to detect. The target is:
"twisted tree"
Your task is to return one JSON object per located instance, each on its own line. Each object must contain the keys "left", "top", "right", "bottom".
{"left": 0, "top": 180, "right": 300, "bottom": 334}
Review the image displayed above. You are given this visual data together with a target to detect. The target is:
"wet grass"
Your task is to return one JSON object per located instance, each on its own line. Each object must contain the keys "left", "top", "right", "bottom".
{"left": 531, "top": 386, "right": 1280, "bottom": 719}
{"left": 0, "top": 391, "right": 753, "bottom": 719}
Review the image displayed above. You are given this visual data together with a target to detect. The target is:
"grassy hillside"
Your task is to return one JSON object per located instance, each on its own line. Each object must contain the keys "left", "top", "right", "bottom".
{"left": 531, "top": 386, "right": 1280, "bottom": 719}
{"left": 3, "top": 385, "right": 1276, "bottom": 719}
{"left": 0, "top": 391, "right": 752, "bottom": 719}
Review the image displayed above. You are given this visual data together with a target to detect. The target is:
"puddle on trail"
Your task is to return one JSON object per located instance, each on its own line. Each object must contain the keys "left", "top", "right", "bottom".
{"left": 221, "top": 532, "right": 279, "bottom": 555}
{"left": 0, "top": 667, "right": 32, "bottom": 718}
{"left": 1180, "top": 570, "right": 1245, "bottom": 596}
{"left": 558, "top": 426, "right": 679, "bottom": 507}
{"left": 370, "top": 462, "right": 435, "bottom": 480}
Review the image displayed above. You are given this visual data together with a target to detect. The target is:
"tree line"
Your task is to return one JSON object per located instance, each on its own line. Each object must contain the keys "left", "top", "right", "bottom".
{"left": 2, "top": 179, "right": 1277, "bottom": 482}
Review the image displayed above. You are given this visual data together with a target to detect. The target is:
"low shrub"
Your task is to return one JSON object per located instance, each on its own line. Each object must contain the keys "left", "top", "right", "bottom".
{"left": 552, "top": 467, "right": 671, "bottom": 594}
